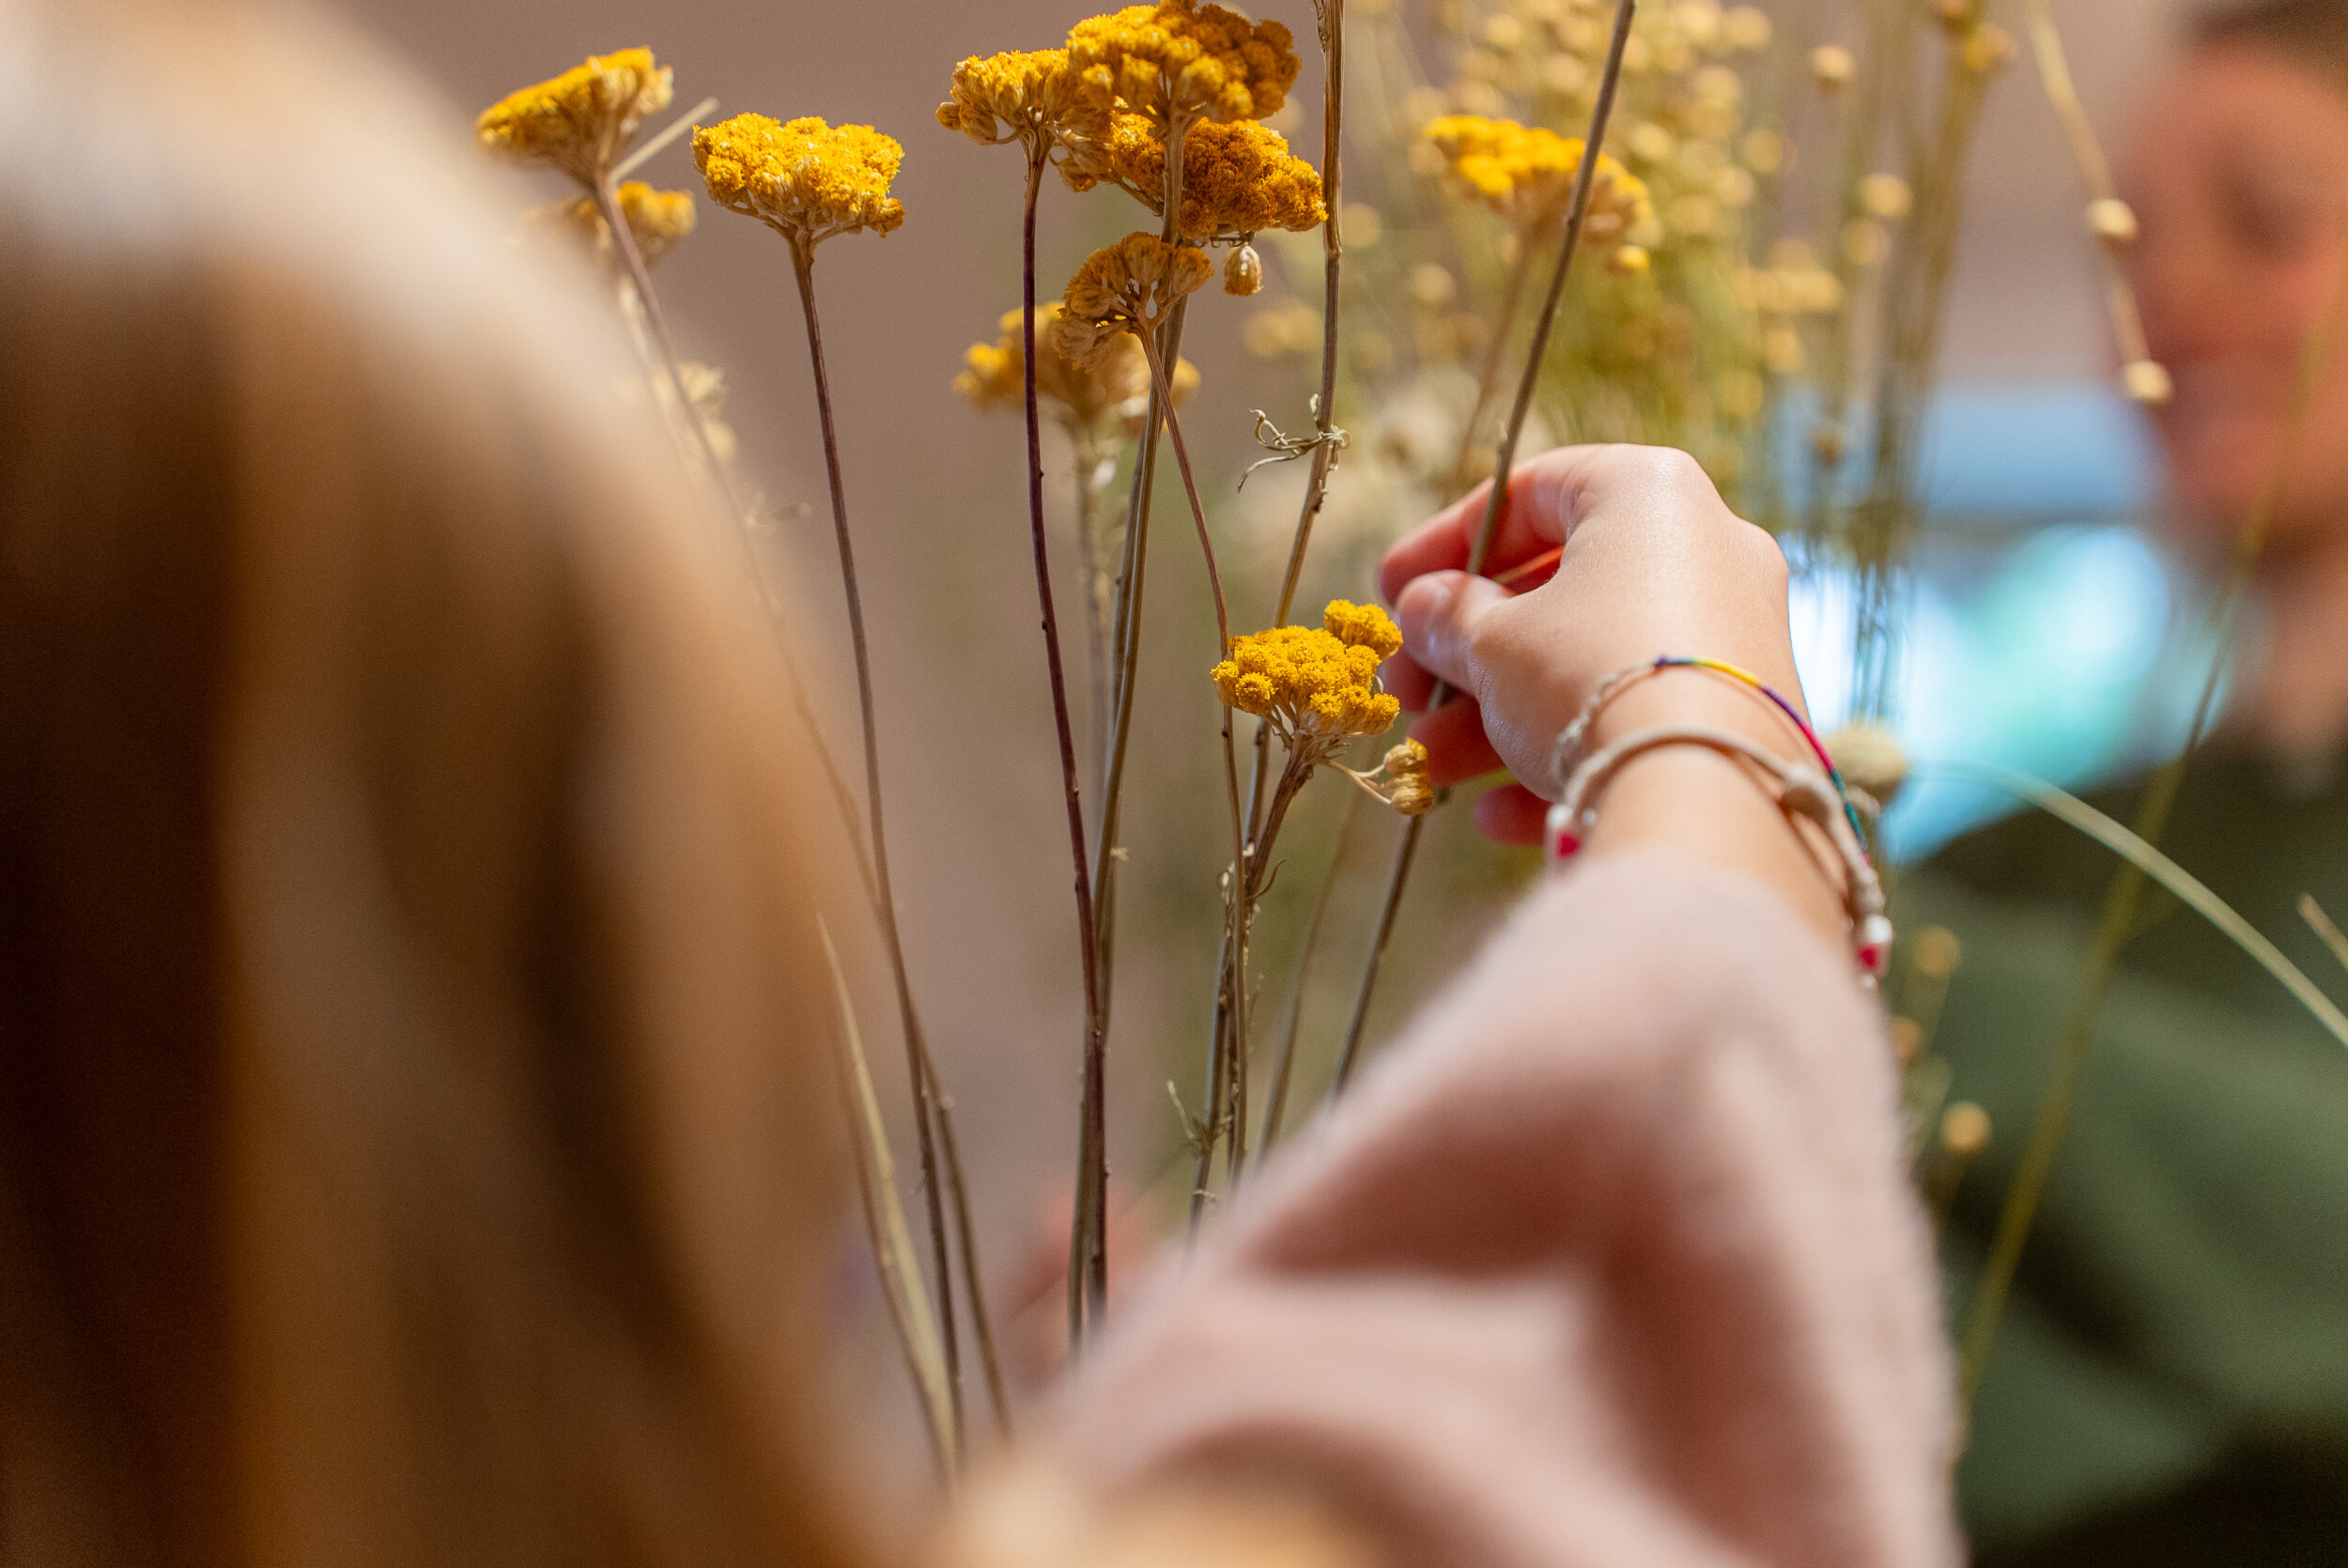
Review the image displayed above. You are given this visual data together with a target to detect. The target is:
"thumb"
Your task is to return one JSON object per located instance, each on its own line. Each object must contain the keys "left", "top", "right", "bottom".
{"left": 1392, "top": 570, "right": 1510, "bottom": 698}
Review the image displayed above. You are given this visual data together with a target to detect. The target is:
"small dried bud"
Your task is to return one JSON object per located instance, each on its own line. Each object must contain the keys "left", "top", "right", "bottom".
{"left": 1889, "top": 1017, "right": 1923, "bottom": 1066}
{"left": 1812, "top": 44, "right": 1857, "bottom": 91}
{"left": 1825, "top": 722, "right": 1908, "bottom": 805}
{"left": 1843, "top": 216, "right": 1890, "bottom": 267}
{"left": 1812, "top": 420, "right": 1847, "bottom": 466}
{"left": 1961, "top": 22, "right": 2016, "bottom": 74}
{"left": 1224, "top": 242, "right": 1264, "bottom": 296}
{"left": 1411, "top": 262, "right": 1458, "bottom": 306}
{"left": 1382, "top": 739, "right": 1435, "bottom": 816}
{"left": 2087, "top": 197, "right": 2139, "bottom": 245}
{"left": 1911, "top": 925, "right": 1962, "bottom": 980}
{"left": 1723, "top": 5, "right": 1773, "bottom": 52}
{"left": 1937, "top": 0, "right": 1971, "bottom": 32}
{"left": 1940, "top": 1101, "right": 1992, "bottom": 1159}
{"left": 2123, "top": 360, "right": 2174, "bottom": 405}
{"left": 1859, "top": 172, "right": 1913, "bottom": 221}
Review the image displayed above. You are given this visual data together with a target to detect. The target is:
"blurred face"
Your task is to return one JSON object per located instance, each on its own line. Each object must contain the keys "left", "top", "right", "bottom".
{"left": 2124, "top": 41, "right": 2348, "bottom": 552}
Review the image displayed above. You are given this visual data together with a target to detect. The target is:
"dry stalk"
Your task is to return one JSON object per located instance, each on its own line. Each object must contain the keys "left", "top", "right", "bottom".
{"left": 1333, "top": 0, "right": 1640, "bottom": 1098}
{"left": 1847, "top": 18, "right": 2001, "bottom": 721}
{"left": 1074, "top": 114, "right": 1198, "bottom": 1342}
{"left": 2020, "top": 0, "right": 2161, "bottom": 385}
{"left": 818, "top": 918, "right": 958, "bottom": 1480}
{"left": 1215, "top": 0, "right": 1350, "bottom": 1211}
{"left": 1013, "top": 144, "right": 1114, "bottom": 1366}
{"left": 603, "top": 192, "right": 1004, "bottom": 1443}
{"left": 1259, "top": 789, "right": 1366, "bottom": 1146}
{"left": 788, "top": 240, "right": 965, "bottom": 1438}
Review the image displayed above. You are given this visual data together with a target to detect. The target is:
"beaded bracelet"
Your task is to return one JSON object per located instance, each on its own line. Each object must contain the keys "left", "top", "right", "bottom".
{"left": 1549, "top": 654, "right": 1871, "bottom": 848}
{"left": 1545, "top": 714, "right": 1893, "bottom": 979}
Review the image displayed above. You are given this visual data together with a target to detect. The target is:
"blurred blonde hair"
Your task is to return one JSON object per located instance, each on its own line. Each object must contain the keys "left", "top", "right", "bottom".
{"left": 0, "top": 3, "right": 864, "bottom": 1565}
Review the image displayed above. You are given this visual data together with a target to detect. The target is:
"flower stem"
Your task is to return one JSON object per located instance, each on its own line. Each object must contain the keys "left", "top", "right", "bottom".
{"left": 1334, "top": 0, "right": 1639, "bottom": 1098}
{"left": 1850, "top": 19, "right": 1997, "bottom": 721}
{"left": 1242, "top": 0, "right": 1348, "bottom": 874}
{"left": 1448, "top": 226, "right": 1536, "bottom": 497}
{"left": 1274, "top": 0, "right": 1347, "bottom": 629}
{"left": 594, "top": 174, "right": 741, "bottom": 521}
{"left": 1261, "top": 788, "right": 1363, "bottom": 1146}
{"left": 1957, "top": 226, "right": 2348, "bottom": 1412}
{"left": 1020, "top": 155, "right": 1114, "bottom": 1341}
{"left": 1134, "top": 330, "right": 1250, "bottom": 1226}
{"left": 611, "top": 192, "right": 1004, "bottom": 1445}
{"left": 788, "top": 241, "right": 963, "bottom": 1442}
{"left": 1069, "top": 426, "right": 1115, "bottom": 784}
{"left": 1135, "top": 333, "right": 1229, "bottom": 652}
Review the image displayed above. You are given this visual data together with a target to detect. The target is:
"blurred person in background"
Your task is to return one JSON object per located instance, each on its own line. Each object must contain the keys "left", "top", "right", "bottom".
{"left": 1402, "top": 2, "right": 2348, "bottom": 1560}
{"left": 0, "top": 0, "right": 1965, "bottom": 1564}
{"left": 1902, "top": 0, "right": 2348, "bottom": 1560}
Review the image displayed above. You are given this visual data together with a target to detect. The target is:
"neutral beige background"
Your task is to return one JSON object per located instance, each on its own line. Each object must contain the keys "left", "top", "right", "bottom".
{"left": 328, "top": 0, "right": 2192, "bottom": 1375}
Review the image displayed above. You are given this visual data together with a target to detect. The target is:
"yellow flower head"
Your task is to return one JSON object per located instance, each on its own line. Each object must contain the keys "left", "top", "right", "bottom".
{"left": 1104, "top": 115, "right": 1326, "bottom": 238}
{"left": 936, "top": 48, "right": 1110, "bottom": 157}
{"left": 1066, "top": 0, "right": 1301, "bottom": 131}
{"left": 1053, "top": 232, "right": 1213, "bottom": 369}
{"left": 478, "top": 48, "right": 674, "bottom": 188}
{"left": 1212, "top": 602, "right": 1403, "bottom": 746}
{"left": 956, "top": 303, "right": 1197, "bottom": 430}
{"left": 535, "top": 181, "right": 697, "bottom": 268}
{"left": 1422, "top": 115, "right": 1651, "bottom": 238}
{"left": 1322, "top": 599, "right": 1403, "bottom": 659}
{"left": 693, "top": 114, "right": 905, "bottom": 249}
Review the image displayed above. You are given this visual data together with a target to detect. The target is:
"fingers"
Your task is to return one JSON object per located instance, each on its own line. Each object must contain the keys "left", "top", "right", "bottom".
{"left": 1384, "top": 650, "right": 1438, "bottom": 712}
{"left": 1474, "top": 783, "right": 1548, "bottom": 847}
{"left": 1377, "top": 445, "right": 1615, "bottom": 604}
{"left": 1408, "top": 693, "right": 1503, "bottom": 787}
{"left": 1391, "top": 570, "right": 1511, "bottom": 697}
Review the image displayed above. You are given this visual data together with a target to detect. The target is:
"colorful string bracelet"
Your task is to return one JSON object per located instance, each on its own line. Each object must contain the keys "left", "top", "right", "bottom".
{"left": 1547, "top": 654, "right": 1873, "bottom": 850}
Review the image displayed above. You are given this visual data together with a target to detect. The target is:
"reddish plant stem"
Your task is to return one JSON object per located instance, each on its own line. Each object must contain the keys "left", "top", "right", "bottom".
{"left": 788, "top": 240, "right": 963, "bottom": 1443}
{"left": 1020, "top": 156, "right": 1114, "bottom": 1331}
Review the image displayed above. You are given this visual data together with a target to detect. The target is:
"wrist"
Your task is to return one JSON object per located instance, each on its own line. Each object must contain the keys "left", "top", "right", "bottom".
{"left": 1549, "top": 661, "right": 1873, "bottom": 969}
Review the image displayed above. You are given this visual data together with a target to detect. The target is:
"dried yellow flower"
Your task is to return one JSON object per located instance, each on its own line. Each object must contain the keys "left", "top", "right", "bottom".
{"left": 1422, "top": 115, "right": 1652, "bottom": 238}
{"left": 1321, "top": 599, "right": 1403, "bottom": 659}
{"left": 693, "top": 114, "right": 905, "bottom": 252}
{"left": 955, "top": 302, "right": 1197, "bottom": 430}
{"left": 1811, "top": 44, "right": 1857, "bottom": 90}
{"left": 936, "top": 47, "right": 1110, "bottom": 161}
{"left": 1379, "top": 738, "right": 1435, "bottom": 816}
{"left": 1101, "top": 115, "right": 1326, "bottom": 238}
{"left": 534, "top": 181, "right": 697, "bottom": 268}
{"left": 1066, "top": 0, "right": 1302, "bottom": 131}
{"left": 1053, "top": 232, "right": 1214, "bottom": 369}
{"left": 1212, "top": 613, "right": 1401, "bottom": 747}
{"left": 1959, "top": 22, "right": 2017, "bottom": 74}
{"left": 1858, "top": 172, "right": 1913, "bottom": 221}
{"left": 478, "top": 48, "right": 673, "bottom": 188}
{"left": 1940, "top": 1101, "right": 1992, "bottom": 1159}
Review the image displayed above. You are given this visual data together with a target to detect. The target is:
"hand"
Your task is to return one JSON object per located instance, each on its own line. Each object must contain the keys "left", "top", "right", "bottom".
{"left": 1379, "top": 444, "right": 1807, "bottom": 844}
